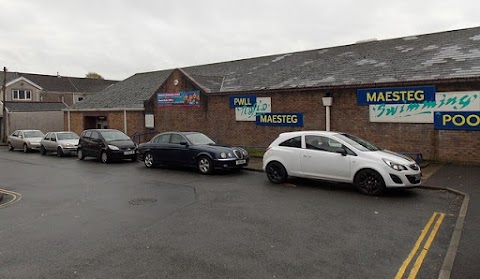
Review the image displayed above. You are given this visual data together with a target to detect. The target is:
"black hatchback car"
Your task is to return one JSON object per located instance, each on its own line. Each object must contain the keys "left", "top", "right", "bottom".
{"left": 137, "top": 132, "right": 249, "bottom": 174}
{"left": 77, "top": 129, "right": 137, "bottom": 163}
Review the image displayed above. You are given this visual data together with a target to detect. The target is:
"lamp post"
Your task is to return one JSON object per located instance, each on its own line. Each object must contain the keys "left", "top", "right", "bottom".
{"left": 2, "top": 67, "right": 6, "bottom": 142}
{"left": 322, "top": 93, "right": 333, "bottom": 131}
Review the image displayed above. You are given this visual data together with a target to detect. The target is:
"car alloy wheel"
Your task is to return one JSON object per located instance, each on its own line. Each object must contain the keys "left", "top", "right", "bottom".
{"left": 266, "top": 161, "right": 288, "bottom": 184}
{"left": 354, "top": 169, "right": 386, "bottom": 196}
{"left": 56, "top": 146, "right": 64, "bottom": 157}
{"left": 40, "top": 145, "right": 47, "bottom": 155}
{"left": 77, "top": 149, "right": 85, "bottom": 160}
{"left": 101, "top": 151, "right": 109, "bottom": 164}
{"left": 198, "top": 156, "right": 213, "bottom": 174}
{"left": 144, "top": 152, "right": 154, "bottom": 168}
{"left": 8, "top": 142, "right": 13, "bottom": 151}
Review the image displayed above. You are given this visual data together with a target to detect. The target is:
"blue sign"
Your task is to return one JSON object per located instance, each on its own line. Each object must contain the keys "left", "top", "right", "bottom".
{"left": 434, "top": 111, "right": 480, "bottom": 130}
{"left": 256, "top": 113, "right": 304, "bottom": 127}
{"left": 357, "top": 86, "right": 436, "bottom": 105}
{"left": 157, "top": 90, "right": 200, "bottom": 107}
{"left": 229, "top": 95, "right": 257, "bottom": 108}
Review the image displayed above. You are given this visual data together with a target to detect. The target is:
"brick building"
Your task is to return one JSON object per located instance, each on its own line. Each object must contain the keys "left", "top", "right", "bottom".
{"left": 66, "top": 27, "right": 480, "bottom": 164}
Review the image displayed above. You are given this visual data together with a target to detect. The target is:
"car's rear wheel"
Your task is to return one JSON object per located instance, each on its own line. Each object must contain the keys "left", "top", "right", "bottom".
{"left": 143, "top": 152, "right": 155, "bottom": 168}
{"left": 23, "top": 144, "right": 29, "bottom": 153}
{"left": 8, "top": 142, "right": 13, "bottom": 151}
{"left": 101, "top": 151, "right": 109, "bottom": 164}
{"left": 354, "top": 169, "right": 386, "bottom": 196}
{"left": 197, "top": 156, "right": 213, "bottom": 174}
{"left": 40, "top": 145, "right": 47, "bottom": 155}
{"left": 56, "top": 146, "right": 64, "bottom": 157}
{"left": 77, "top": 149, "right": 85, "bottom": 160}
{"left": 266, "top": 161, "right": 288, "bottom": 184}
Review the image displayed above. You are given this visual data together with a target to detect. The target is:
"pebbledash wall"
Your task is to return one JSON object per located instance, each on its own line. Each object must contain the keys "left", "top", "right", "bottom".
{"left": 65, "top": 71, "right": 480, "bottom": 165}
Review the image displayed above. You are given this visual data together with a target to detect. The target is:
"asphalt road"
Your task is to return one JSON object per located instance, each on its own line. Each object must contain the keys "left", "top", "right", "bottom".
{"left": 0, "top": 147, "right": 462, "bottom": 278}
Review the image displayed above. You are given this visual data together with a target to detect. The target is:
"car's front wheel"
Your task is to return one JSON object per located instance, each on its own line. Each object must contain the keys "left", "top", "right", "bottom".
{"left": 266, "top": 161, "right": 288, "bottom": 184}
{"left": 143, "top": 152, "right": 155, "bottom": 168}
{"left": 77, "top": 149, "right": 85, "bottom": 160}
{"left": 354, "top": 169, "right": 386, "bottom": 196}
{"left": 40, "top": 145, "right": 47, "bottom": 155}
{"left": 56, "top": 147, "right": 64, "bottom": 157}
{"left": 8, "top": 142, "right": 13, "bottom": 151}
{"left": 23, "top": 144, "right": 29, "bottom": 153}
{"left": 197, "top": 156, "right": 213, "bottom": 174}
{"left": 101, "top": 151, "right": 109, "bottom": 164}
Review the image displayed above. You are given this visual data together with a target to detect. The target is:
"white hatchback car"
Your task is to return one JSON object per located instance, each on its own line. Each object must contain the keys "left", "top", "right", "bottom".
{"left": 263, "top": 131, "right": 422, "bottom": 195}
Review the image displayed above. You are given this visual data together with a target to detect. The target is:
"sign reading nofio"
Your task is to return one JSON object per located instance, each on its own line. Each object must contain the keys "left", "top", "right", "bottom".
{"left": 357, "top": 86, "right": 436, "bottom": 105}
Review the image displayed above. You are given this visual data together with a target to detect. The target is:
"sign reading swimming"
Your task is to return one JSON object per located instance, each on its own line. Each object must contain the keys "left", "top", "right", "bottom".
{"left": 357, "top": 86, "right": 436, "bottom": 105}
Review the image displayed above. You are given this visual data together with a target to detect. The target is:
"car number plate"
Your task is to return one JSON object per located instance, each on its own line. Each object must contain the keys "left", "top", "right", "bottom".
{"left": 124, "top": 150, "right": 135, "bottom": 155}
{"left": 236, "top": 159, "right": 246, "bottom": 165}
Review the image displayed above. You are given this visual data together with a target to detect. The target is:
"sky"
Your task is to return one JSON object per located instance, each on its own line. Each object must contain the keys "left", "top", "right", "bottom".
{"left": 1, "top": 0, "right": 479, "bottom": 81}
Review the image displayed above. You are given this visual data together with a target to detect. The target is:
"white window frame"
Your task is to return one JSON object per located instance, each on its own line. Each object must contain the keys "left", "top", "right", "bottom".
{"left": 12, "top": 89, "right": 32, "bottom": 100}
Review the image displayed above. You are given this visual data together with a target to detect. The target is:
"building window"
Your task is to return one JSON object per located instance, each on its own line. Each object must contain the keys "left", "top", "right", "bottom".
{"left": 12, "top": 89, "right": 32, "bottom": 100}
{"left": 77, "top": 96, "right": 84, "bottom": 102}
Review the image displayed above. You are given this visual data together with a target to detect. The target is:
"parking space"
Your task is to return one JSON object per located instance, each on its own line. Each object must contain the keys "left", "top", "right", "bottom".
{"left": 0, "top": 147, "right": 462, "bottom": 278}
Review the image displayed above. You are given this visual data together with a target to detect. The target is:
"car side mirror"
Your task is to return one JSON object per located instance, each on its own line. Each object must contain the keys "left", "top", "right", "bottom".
{"left": 52, "top": 138, "right": 57, "bottom": 142}
{"left": 336, "top": 148, "right": 348, "bottom": 156}
{"left": 180, "top": 141, "right": 189, "bottom": 146}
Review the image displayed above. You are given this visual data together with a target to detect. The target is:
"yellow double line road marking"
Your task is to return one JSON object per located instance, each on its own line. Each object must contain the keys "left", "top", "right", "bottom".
{"left": 0, "top": 188, "right": 22, "bottom": 209}
{"left": 395, "top": 212, "right": 446, "bottom": 279}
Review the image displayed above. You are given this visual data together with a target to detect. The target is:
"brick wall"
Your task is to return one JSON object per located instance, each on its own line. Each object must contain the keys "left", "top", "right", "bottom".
{"left": 69, "top": 75, "right": 479, "bottom": 164}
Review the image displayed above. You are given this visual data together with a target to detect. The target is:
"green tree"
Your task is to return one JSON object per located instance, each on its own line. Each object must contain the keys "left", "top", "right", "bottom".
{"left": 85, "top": 72, "right": 104, "bottom": 79}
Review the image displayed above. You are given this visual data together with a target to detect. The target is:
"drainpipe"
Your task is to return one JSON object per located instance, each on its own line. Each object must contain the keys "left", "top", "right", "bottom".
{"left": 67, "top": 110, "right": 71, "bottom": 131}
{"left": 322, "top": 93, "right": 333, "bottom": 131}
{"left": 124, "top": 110, "right": 127, "bottom": 134}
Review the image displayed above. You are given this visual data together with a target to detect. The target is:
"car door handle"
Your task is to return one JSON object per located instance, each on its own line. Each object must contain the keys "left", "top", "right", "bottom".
{"left": 303, "top": 154, "right": 312, "bottom": 158}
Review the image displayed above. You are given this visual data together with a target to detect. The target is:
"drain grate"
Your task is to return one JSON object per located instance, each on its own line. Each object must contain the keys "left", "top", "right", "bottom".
{"left": 129, "top": 198, "right": 157, "bottom": 205}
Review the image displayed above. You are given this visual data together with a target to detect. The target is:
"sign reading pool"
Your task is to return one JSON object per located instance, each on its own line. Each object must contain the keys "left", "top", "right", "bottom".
{"left": 357, "top": 86, "right": 436, "bottom": 105}
{"left": 256, "top": 113, "right": 304, "bottom": 127}
{"left": 434, "top": 111, "right": 480, "bottom": 130}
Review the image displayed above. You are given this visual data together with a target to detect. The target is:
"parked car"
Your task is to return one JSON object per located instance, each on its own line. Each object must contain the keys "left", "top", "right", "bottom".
{"left": 77, "top": 129, "right": 137, "bottom": 163}
{"left": 263, "top": 131, "right": 422, "bottom": 195}
{"left": 40, "top": 131, "right": 80, "bottom": 157}
{"left": 137, "top": 131, "right": 249, "bottom": 174}
{"left": 7, "top": 130, "right": 45, "bottom": 153}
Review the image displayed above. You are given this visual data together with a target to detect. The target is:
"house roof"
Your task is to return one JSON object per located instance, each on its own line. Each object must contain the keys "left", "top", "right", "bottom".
{"left": 72, "top": 26, "right": 480, "bottom": 110}
{"left": 5, "top": 102, "right": 67, "bottom": 112}
{"left": 71, "top": 70, "right": 173, "bottom": 109}
{"left": 5, "top": 72, "right": 117, "bottom": 93}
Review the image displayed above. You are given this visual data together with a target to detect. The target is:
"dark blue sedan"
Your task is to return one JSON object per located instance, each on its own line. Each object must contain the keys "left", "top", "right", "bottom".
{"left": 137, "top": 132, "right": 249, "bottom": 174}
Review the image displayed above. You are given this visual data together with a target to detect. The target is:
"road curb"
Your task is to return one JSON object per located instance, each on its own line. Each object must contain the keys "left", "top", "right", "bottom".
{"left": 418, "top": 185, "right": 469, "bottom": 279}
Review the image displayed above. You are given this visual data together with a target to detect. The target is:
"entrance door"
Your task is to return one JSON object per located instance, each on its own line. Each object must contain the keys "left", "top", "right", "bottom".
{"left": 95, "top": 117, "right": 108, "bottom": 129}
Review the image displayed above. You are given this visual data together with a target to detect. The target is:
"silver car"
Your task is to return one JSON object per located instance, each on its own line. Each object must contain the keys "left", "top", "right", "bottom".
{"left": 7, "top": 130, "right": 45, "bottom": 153}
{"left": 40, "top": 131, "right": 80, "bottom": 157}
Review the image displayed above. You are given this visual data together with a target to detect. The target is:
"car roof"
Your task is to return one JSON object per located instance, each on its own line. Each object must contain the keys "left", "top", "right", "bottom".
{"left": 278, "top": 131, "right": 342, "bottom": 138}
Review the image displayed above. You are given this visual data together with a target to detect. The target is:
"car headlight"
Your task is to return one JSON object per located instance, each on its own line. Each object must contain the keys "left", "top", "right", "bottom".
{"left": 241, "top": 149, "right": 248, "bottom": 156}
{"left": 64, "top": 143, "right": 73, "bottom": 147}
{"left": 220, "top": 152, "right": 227, "bottom": 159}
{"left": 108, "top": 145, "right": 120, "bottom": 151}
{"left": 383, "top": 158, "right": 407, "bottom": 171}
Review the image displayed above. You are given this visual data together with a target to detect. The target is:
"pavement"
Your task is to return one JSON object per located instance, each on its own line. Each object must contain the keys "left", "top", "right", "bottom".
{"left": 247, "top": 156, "right": 480, "bottom": 279}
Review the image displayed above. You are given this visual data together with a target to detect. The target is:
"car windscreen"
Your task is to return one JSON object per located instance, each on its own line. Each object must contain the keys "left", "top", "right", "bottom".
{"left": 24, "top": 131, "right": 44, "bottom": 138}
{"left": 57, "top": 133, "right": 79, "bottom": 140}
{"left": 336, "top": 133, "right": 381, "bottom": 151}
{"left": 185, "top": 133, "right": 215, "bottom": 145}
{"left": 100, "top": 131, "right": 131, "bottom": 141}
